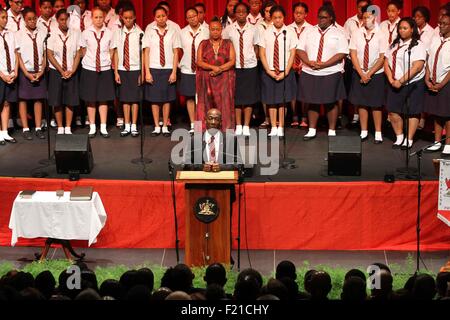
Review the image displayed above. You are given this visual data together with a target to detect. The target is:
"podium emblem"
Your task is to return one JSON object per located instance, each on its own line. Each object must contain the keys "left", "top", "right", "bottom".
{"left": 194, "top": 197, "right": 220, "bottom": 223}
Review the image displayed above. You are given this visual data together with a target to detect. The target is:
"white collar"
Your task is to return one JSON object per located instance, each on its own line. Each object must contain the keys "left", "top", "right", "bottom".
{"left": 399, "top": 38, "right": 412, "bottom": 46}
{"left": 187, "top": 24, "right": 203, "bottom": 34}
{"left": 204, "top": 130, "right": 221, "bottom": 142}
{"left": 233, "top": 21, "right": 250, "bottom": 31}
{"left": 152, "top": 24, "right": 169, "bottom": 31}
{"left": 269, "top": 24, "right": 287, "bottom": 34}
{"left": 388, "top": 18, "right": 401, "bottom": 27}
{"left": 88, "top": 25, "right": 107, "bottom": 33}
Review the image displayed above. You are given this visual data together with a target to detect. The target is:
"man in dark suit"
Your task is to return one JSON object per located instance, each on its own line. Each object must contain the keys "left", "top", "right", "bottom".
{"left": 182, "top": 108, "right": 241, "bottom": 171}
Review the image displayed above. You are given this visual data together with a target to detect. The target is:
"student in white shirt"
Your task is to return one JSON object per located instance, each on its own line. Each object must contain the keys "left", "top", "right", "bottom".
{"left": 16, "top": 7, "right": 48, "bottom": 140}
{"left": 424, "top": 13, "right": 450, "bottom": 154}
{"left": 6, "top": 0, "right": 25, "bottom": 32}
{"left": 349, "top": 5, "right": 386, "bottom": 144}
{"left": 247, "top": 0, "right": 263, "bottom": 25}
{"left": 343, "top": 0, "right": 371, "bottom": 40}
{"left": 434, "top": 3, "right": 450, "bottom": 36}
{"left": 384, "top": 17, "right": 427, "bottom": 149}
{"left": 288, "top": 2, "right": 311, "bottom": 128}
{"left": 47, "top": 9, "right": 81, "bottom": 135}
{"left": 194, "top": 2, "right": 208, "bottom": 28}
{"left": 149, "top": 1, "right": 181, "bottom": 33}
{"left": 297, "top": 4, "right": 349, "bottom": 140}
{"left": 79, "top": 7, "right": 115, "bottom": 138}
{"left": 413, "top": 6, "right": 434, "bottom": 49}
{"left": 53, "top": 0, "right": 66, "bottom": 13}
{"left": 69, "top": 0, "right": 92, "bottom": 32}
{"left": 37, "top": 0, "right": 57, "bottom": 34}
{"left": 143, "top": 5, "right": 180, "bottom": 137}
{"left": 256, "top": 0, "right": 276, "bottom": 130}
{"left": 380, "top": 0, "right": 402, "bottom": 47}
{"left": 113, "top": 4, "right": 143, "bottom": 138}
{"left": 223, "top": 2, "right": 259, "bottom": 137}
{"left": 0, "top": 7, "right": 19, "bottom": 145}
{"left": 259, "top": 5, "right": 297, "bottom": 137}
{"left": 221, "top": 0, "right": 238, "bottom": 29}
{"left": 178, "top": 7, "right": 209, "bottom": 134}
{"left": 95, "top": 0, "right": 119, "bottom": 32}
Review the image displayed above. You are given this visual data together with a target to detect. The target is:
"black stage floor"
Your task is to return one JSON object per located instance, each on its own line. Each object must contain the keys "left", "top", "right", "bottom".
{"left": 0, "top": 123, "right": 442, "bottom": 182}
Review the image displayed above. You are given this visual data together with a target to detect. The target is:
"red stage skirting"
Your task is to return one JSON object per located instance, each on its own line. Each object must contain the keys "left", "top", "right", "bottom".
{"left": 0, "top": 177, "right": 449, "bottom": 251}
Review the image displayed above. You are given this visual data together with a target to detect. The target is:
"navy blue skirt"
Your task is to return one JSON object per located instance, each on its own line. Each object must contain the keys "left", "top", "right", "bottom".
{"left": 297, "top": 72, "right": 346, "bottom": 105}
{"left": 0, "top": 78, "right": 18, "bottom": 104}
{"left": 386, "top": 79, "right": 425, "bottom": 115}
{"left": 348, "top": 71, "right": 386, "bottom": 108}
{"left": 48, "top": 69, "right": 80, "bottom": 107}
{"left": 261, "top": 70, "right": 296, "bottom": 105}
{"left": 178, "top": 73, "right": 196, "bottom": 97}
{"left": 425, "top": 82, "right": 450, "bottom": 117}
{"left": 144, "top": 68, "right": 177, "bottom": 103}
{"left": 80, "top": 68, "right": 115, "bottom": 103}
{"left": 235, "top": 67, "right": 259, "bottom": 106}
{"left": 18, "top": 71, "right": 47, "bottom": 100}
{"left": 118, "top": 70, "right": 142, "bottom": 103}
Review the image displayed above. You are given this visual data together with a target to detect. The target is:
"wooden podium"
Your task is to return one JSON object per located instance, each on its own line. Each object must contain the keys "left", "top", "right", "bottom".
{"left": 176, "top": 170, "right": 238, "bottom": 267}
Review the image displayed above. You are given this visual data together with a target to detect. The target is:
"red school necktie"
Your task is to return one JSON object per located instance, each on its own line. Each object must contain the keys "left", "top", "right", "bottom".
{"left": 273, "top": 32, "right": 281, "bottom": 74}
{"left": 190, "top": 31, "right": 199, "bottom": 72}
{"left": 432, "top": 39, "right": 447, "bottom": 84}
{"left": 238, "top": 29, "right": 245, "bottom": 68}
{"left": 294, "top": 26, "right": 305, "bottom": 67}
{"left": 42, "top": 20, "right": 51, "bottom": 33}
{"left": 59, "top": 35, "right": 68, "bottom": 71}
{"left": 80, "top": 14, "right": 85, "bottom": 32}
{"left": 388, "top": 23, "right": 397, "bottom": 45}
{"left": 209, "top": 135, "right": 216, "bottom": 163}
{"left": 1, "top": 33, "right": 12, "bottom": 73}
{"left": 28, "top": 33, "right": 39, "bottom": 73}
{"left": 123, "top": 32, "right": 130, "bottom": 71}
{"left": 156, "top": 29, "right": 168, "bottom": 67}
{"left": 93, "top": 31, "right": 105, "bottom": 73}
{"left": 363, "top": 33, "right": 375, "bottom": 72}
{"left": 317, "top": 28, "right": 330, "bottom": 63}
{"left": 391, "top": 43, "right": 407, "bottom": 80}
{"left": 12, "top": 16, "right": 21, "bottom": 31}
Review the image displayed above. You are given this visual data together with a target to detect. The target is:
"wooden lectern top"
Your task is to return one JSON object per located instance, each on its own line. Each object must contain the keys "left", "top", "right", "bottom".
{"left": 176, "top": 170, "right": 238, "bottom": 184}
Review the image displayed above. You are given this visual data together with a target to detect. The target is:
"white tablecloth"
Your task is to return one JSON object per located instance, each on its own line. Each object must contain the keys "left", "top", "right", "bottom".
{"left": 9, "top": 191, "right": 107, "bottom": 246}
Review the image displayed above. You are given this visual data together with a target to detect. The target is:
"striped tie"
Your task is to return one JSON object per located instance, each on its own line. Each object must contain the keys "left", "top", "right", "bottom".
{"left": 1, "top": 33, "right": 12, "bottom": 73}
{"left": 190, "top": 32, "right": 198, "bottom": 72}
{"left": 388, "top": 24, "right": 397, "bottom": 45}
{"left": 391, "top": 43, "right": 406, "bottom": 80}
{"left": 43, "top": 20, "right": 51, "bottom": 33}
{"left": 238, "top": 29, "right": 245, "bottom": 68}
{"left": 156, "top": 29, "right": 168, "bottom": 67}
{"left": 59, "top": 35, "right": 68, "bottom": 71}
{"left": 432, "top": 39, "right": 446, "bottom": 84}
{"left": 209, "top": 135, "right": 216, "bottom": 163}
{"left": 363, "top": 33, "right": 375, "bottom": 72}
{"left": 28, "top": 33, "right": 39, "bottom": 73}
{"left": 317, "top": 28, "right": 329, "bottom": 63}
{"left": 123, "top": 32, "right": 130, "bottom": 71}
{"left": 294, "top": 26, "right": 305, "bottom": 68}
{"left": 80, "top": 14, "right": 85, "bottom": 32}
{"left": 12, "top": 16, "right": 21, "bottom": 31}
{"left": 93, "top": 31, "right": 104, "bottom": 73}
{"left": 273, "top": 32, "right": 281, "bottom": 74}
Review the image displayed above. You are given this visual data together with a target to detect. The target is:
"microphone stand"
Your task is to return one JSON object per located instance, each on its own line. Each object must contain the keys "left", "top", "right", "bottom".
{"left": 168, "top": 159, "right": 180, "bottom": 264}
{"left": 409, "top": 138, "right": 446, "bottom": 273}
{"left": 132, "top": 32, "right": 152, "bottom": 165}
{"left": 396, "top": 48, "right": 418, "bottom": 179}
{"left": 38, "top": 33, "right": 54, "bottom": 168}
{"left": 281, "top": 30, "right": 296, "bottom": 169}
{"left": 236, "top": 164, "right": 244, "bottom": 271}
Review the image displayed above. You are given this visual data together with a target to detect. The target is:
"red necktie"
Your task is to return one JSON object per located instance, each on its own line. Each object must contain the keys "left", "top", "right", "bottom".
{"left": 363, "top": 33, "right": 375, "bottom": 72}
{"left": 156, "top": 29, "right": 168, "bottom": 67}
{"left": 238, "top": 29, "right": 245, "bottom": 68}
{"left": 273, "top": 32, "right": 281, "bottom": 74}
{"left": 190, "top": 31, "right": 198, "bottom": 72}
{"left": 59, "top": 35, "right": 68, "bottom": 71}
{"left": 12, "top": 16, "right": 21, "bottom": 31}
{"left": 248, "top": 17, "right": 259, "bottom": 25}
{"left": 28, "top": 33, "right": 39, "bottom": 73}
{"left": 209, "top": 135, "right": 216, "bottom": 163}
{"left": 93, "top": 30, "right": 104, "bottom": 73}
{"left": 43, "top": 20, "right": 51, "bottom": 33}
{"left": 317, "top": 28, "right": 329, "bottom": 63}
{"left": 388, "top": 23, "right": 397, "bottom": 45}
{"left": 391, "top": 43, "right": 406, "bottom": 80}
{"left": 294, "top": 26, "right": 305, "bottom": 67}
{"left": 123, "top": 32, "right": 130, "bottom": 71}
{"left": 80, "top": 14, "right": 85, "bottom": 32}
{"left": 1, "top": 33, "right": 12, "bottom": 73}
{"left": 432, "top": 39, "right": 447, "bottom": 84}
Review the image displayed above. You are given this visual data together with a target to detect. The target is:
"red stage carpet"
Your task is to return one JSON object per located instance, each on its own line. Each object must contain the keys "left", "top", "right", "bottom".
{"left": 0, "top": 177, "right": 449, "bottom": 251}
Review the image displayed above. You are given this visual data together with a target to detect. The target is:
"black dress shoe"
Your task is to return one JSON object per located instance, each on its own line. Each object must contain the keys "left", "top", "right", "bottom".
{"left": 374, "top": 139, "right": 383, "bottom": 145}
{"left": 101, "top": 132, "right": 110, "bottom": 138}
{"left": 163, "top": 132, "right": 171, "bottom": 137}
{"left": 35, "top": 129, "right": 45, "bottom": 139}
{"left": 120, "top": 130, "right": 130, "bottom": 137}
{"left": 88, "top": 132, "right": 96, "bottom": 138}
{"left": 361, "top": 136, "right": 368, "bottom": 142}
{"left": 0, "top": 140, "right": 5, "bottom": 145}
{"left": 303, "top": 135, "right": 316, "bottom": 141}
{"left": 22, "top": 130, "right": 33, "bottom": 140}
{"left": 131, "top": 130, "right": 139, "bottom": 137}
{"left": 151, "top": 129, "right": 161, "bottom": 137}
{"left": 392, "top": 143, "right": 401, "bottom": 149}
{"left": 4, "top": 137, "right": 17, "bottom": 143}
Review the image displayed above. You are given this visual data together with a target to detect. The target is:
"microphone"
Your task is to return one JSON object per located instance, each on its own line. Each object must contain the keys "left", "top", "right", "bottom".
{"left": 139, "top": 33, "right": 143, "bottom": 44}
{"left": 282, "top": 29, "right": 287, "bottom": 38}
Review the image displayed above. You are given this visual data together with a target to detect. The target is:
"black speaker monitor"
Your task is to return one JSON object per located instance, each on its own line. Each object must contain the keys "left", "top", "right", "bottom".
{"left": 55, "top": 134, "right": 93, "bottom": 174}
{"left": 328, "top": 136, "right": 361, "bottom": 176}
